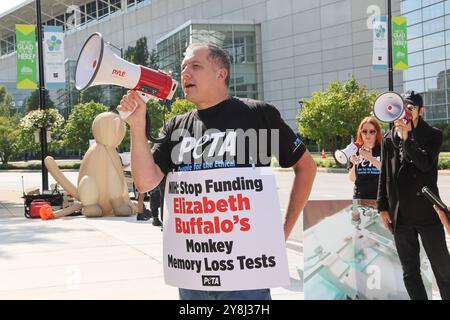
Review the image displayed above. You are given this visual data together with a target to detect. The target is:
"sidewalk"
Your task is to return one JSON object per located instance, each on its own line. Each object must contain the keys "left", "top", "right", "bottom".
{"left": 0, "top": 190, "right": 303, "bottom": 300}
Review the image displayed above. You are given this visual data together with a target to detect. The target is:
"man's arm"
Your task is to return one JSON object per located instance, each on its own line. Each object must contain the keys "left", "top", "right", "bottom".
{"left": 130, "top": 124, "right": 164, "bottom": 193}
{"left": 283, "top": 150, "right": 317, "bottom": 240}
{"left": 402, "top": 126, "right": 442, "bottom": 173}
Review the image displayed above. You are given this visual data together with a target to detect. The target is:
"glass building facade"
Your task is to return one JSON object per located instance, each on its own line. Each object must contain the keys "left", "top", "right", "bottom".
{"left": 157, "top": 22, "right": 260, "bottom": 100}
{"left": 402, "top": 0, "right": 450, "bottom": 123}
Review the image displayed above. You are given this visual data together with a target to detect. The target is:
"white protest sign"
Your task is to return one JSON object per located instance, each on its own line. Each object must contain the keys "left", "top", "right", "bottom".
{"left": 163, "top": 167, "right": 289, "bottom": 291}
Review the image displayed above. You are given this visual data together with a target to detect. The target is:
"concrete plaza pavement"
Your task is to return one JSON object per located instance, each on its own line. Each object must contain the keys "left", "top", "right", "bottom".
{"left": 0, "top": 170, "right": 302, "bottom": 300}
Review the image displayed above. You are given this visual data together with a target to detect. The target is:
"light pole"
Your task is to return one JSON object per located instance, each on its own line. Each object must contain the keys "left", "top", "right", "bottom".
{"left": 387, "top": 0, "right": 393, "bottom": 92}
{"left": 35, "top": 0, "right": 49, "bottom": 191}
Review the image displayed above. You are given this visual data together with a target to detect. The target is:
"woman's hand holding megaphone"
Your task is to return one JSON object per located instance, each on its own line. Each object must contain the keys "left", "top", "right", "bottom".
{"left": 117, "top": 90, "right": 147, "bottom": 128}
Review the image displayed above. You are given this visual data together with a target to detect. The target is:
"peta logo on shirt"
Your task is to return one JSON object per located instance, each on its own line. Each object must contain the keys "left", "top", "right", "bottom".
{"left": 170, "top": 128, "right": 279, "bottom": 167}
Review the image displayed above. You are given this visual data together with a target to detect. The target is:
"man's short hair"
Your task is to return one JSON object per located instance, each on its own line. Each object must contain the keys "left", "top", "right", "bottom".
{"left": 186, "top": 42, "right": 231, "bottom": 86}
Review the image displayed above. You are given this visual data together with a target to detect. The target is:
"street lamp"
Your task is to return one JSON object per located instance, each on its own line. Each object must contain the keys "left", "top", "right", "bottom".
{"left": 35, "top": 0, "right": 49, "bottom": 191}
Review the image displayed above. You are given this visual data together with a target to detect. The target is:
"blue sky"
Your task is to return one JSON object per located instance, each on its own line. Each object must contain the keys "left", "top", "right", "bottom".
{"left": 0, "top": 0, "right": 29, "bottom": 15}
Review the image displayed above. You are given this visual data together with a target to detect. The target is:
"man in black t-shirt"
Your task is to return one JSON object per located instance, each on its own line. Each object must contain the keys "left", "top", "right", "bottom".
{"left": 118, "top": 43, "right": 317, "bottom": 300}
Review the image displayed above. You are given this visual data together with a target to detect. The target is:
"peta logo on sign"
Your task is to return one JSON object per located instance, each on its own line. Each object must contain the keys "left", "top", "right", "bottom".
{"left": 202, "top": 275, "right": 221, "bottom": 286}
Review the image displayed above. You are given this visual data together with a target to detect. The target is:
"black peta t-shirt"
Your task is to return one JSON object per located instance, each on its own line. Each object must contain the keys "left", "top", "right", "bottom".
{"left": 152, "top": 96, "right": 306, "bottom": 175}
{"left": 349, "top": 144, "right": 381, "bottom": 200}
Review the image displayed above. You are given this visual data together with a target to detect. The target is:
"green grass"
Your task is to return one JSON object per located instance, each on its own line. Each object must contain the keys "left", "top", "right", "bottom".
{"left": 0, "top": 160, "right": 80, "bottom": 170}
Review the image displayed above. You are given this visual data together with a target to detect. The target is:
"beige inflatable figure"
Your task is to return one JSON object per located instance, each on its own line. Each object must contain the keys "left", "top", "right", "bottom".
{"left": 45, "top": 112, "right": 134, "bottom": 218}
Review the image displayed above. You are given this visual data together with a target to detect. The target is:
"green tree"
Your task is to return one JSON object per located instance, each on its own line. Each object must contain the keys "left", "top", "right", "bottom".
{"left": 62, "top": 101, "right": 108, "bottom": 152}
{"left": 0, "top": 115, "right": 20, "bottom": 165}
{"left": 0, "top": 85, "right": 12, "bottom": 105}
{"left": 0, "top": 86, "right": 14, "bottom": 117}
{"left": 125, "top": 37, "right": 150, "bottom": 66}
{"left": 25, "top": 89, "right": 54, "bottom": 112}
{"left": 434, "top": 122, "right": 450, "bottom": 151}
{"left": 16, "top": 108, "right": 65, "bottom": 156}
{"left": 148, "top": 48, "right": 160, "bottom": 69}
{"left": 298, "top": 77, "right": 378, "bottom": 152}
{"left": 167, "top": 98, "right": 196, "bottom": 120}
{"left": 80, "top": 87, "right": 106, "bottom": 104}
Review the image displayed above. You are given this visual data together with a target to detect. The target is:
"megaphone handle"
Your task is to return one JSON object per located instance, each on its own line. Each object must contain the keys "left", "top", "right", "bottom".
{"left": 118, "top": 91, "right": 153, "bottom": 120}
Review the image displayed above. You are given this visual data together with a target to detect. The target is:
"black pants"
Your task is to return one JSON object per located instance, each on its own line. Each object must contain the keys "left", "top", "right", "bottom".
{"left": 149, "top": 188, "right": 161, "bottom": 219}
{"left": 394, "top": 223, "right": 450, "bottom": 300}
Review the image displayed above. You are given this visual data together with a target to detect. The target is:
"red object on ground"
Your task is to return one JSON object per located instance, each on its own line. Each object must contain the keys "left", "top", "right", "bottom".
{"left": 39, "top": 204, "right": 55, "bottom": 220}
{"left": 321, "top": 149, "right": 326, "bottom": 159}
{"left": 29, "top": 199, "right": 50, "bottom": 218}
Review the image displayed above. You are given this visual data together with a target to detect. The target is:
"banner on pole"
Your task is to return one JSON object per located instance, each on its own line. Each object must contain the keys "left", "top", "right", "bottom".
{"left": 392, "top": 16, "right": 408, "bottom": 70}
{"left": 43, "top": 26, "right": 66, "bottom": 89}
{"left": 372, "top": 16, "right": 388, "bottom": 71}
{"left": 16, "top": 24, "right": 37, "bottom": 89}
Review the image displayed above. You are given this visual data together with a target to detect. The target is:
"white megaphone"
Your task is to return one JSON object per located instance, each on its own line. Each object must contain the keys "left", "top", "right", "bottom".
{"left": 334, "top": 141, "right": 361, "bottom": 165}
{"left": 373, "top": 91, "right": 412, "bottom": 124}
{"left": 75, "top": 32, "right": 178, "bottom": 120}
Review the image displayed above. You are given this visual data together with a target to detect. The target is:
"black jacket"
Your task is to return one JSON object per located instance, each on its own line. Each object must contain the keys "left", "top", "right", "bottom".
{"left": 377, "top": 118, "right": 443, "bottom": 230}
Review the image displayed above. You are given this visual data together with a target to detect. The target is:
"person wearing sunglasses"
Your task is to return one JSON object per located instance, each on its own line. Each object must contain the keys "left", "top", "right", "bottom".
{"left": 377, "top": 90, "right": 450, "bottom": 300}
{"left": 348, "top": 117, "right": 382, "bottom": 200}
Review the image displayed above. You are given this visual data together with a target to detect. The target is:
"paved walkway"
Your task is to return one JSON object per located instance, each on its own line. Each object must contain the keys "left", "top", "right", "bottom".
{"left": 0, "top": 190, "right": 302, "bottom": 300}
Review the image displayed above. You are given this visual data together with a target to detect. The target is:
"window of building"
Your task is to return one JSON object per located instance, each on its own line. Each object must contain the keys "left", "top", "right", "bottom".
{"left": 79, "top": 5, "right": 86, "bottom": 24}
{"left": 423, "top": 17, "right": 443, "bottom": 35}
{"left": 422, "top": 2, "right": 444, "bottom": 21}
{"left": 0, "top": 40, "right": 7, "bottom": 56}
{"left": 405, "top": 65, "right": 424, "bottom": 81}
{"left": 407, "top": 23, "right": 423, "bottom": 40}
{"left": 110, "top": 0, "right": 122, "bottom": 13}
{"left": 408, "top": 37, "right": 423, "bottom": 53}
{"left": 405, "top": 9, "right": 422, "bottom": 26}
{"left": 424, "top": 60, "right": 446, "bottom": 78}
{"left": 55, "top": 14, "right": 65, "bottom": 30}
{"left": 409, "top": 51, "right": 424, "bottom": 66}
{"left": 86, "top": 1, "right": 97, "bottom": 21}
{"left": 423, "top": 31, "right": 444, "bottom": 49}
{"left": 424, "top": 45, "right": 445, "bottom": 63}
{"left": 423, "top": 0, "right": 443, "bottom": 7}
{"left": 404, "top": 79, "right": 425, "bottom": 93}
{"left": 401, "top": 0, "right": 422, "bottom": 13}
{"left": 6, "top": 35, "right": 14, "bottom": 54}
{"left": 98, "top": 0, "right": 109, "bottom": 19}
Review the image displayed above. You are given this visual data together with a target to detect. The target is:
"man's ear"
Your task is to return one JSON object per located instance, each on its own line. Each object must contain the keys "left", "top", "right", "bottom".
{"left": 217, "top": 68, "right": 228, "bottom": 81}
{"left": 419, "top": 106, "right": 426, "bottom": 117}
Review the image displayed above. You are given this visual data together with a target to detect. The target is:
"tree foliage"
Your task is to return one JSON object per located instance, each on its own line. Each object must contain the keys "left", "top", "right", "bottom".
{"left": 125, "top": 37, "right": 150, "bottom": 67}
{"left": 434, "top": 122, "right": 450, "bottom": 151}
{"left": 0, "top": 86, "right": 13, "bottom": 116}
{"left": 167, "top": 98, "right": 196, "bottom": 120}
{"left": 61, "top": 101, "right": 108, "bottom": 152}
{"left": 25, "top": 89, "right": 54, "bottom": 112}
{"left": 298, "top": 77, "right": 378, "bottom": 151}
{"left": 17, "top": 108, "right": 65, "bottom": 155}
{"left": 0, "top": 115, "right": 20, "bottom": 164}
